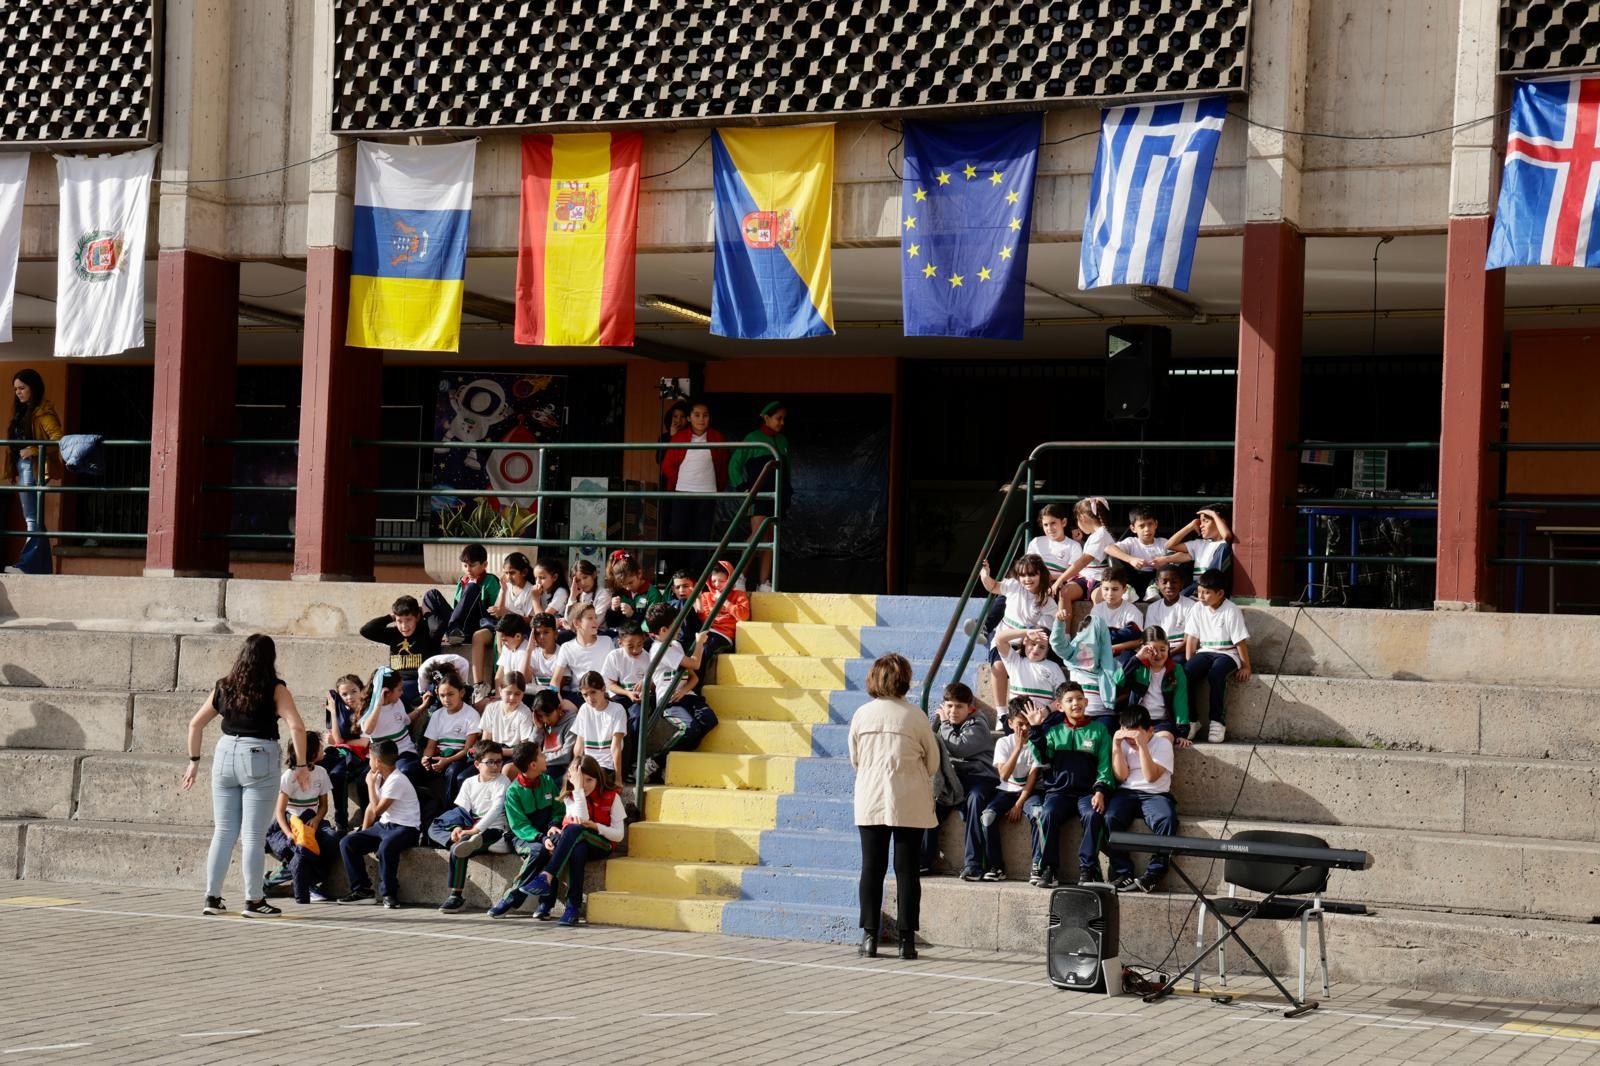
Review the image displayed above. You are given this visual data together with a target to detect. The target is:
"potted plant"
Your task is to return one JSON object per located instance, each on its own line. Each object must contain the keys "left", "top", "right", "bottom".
{"left": 423, "top": 499, "right": 538, "bottom": 583}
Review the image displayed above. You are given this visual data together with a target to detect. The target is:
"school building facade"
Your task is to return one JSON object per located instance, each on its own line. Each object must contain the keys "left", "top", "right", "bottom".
{"left": 2, "top": 0, "right": 1597, "bottom": 611}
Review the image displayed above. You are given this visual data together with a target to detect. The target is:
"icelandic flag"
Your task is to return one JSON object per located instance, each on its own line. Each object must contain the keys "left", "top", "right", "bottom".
{"left": 1079, "top": 96, "right": 1227, "bottom": 292}
{"left": 347, "top": 140, "right": 476, "bottom": 352}
{"left": 1487, "top": 77, "right": 1600, "bottom": 269}
{"left": 900, "top": 112, "right": 1042, "bottom": 341}
{"left": 710, "top": 125, "right": 834, "bottom": 340}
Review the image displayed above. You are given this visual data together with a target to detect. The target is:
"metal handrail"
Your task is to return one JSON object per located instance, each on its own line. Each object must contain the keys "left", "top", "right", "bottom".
{"left": 634, "top": 461, "right": 777, "bottom": 790}
{"left": 1488, "top": 442, "right": 1600, "bottom": 579}
{"left": 0, "top": 438, "right": 150, "bottom": 447}
{"left": 1022, "top": 439, "right": 1235, "bottom": 518}
{"left": 1288, "top": 441, "right": 1441, "bottom": 451}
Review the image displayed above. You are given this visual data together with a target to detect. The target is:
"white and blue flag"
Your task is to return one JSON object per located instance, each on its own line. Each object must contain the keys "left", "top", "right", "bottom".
{"left": 1078, "top": 96, "right": 1227, "bottom": 293}
{"left": 1486, "top": 76, "right": 1600, "bottom": 269}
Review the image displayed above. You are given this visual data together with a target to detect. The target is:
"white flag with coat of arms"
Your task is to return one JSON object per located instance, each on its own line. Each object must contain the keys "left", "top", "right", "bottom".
{"left": 0, "top": 154, "right": 29, "bottom": 344}
{"left": 54, "top": 145, "right": 158, "bottom": 357}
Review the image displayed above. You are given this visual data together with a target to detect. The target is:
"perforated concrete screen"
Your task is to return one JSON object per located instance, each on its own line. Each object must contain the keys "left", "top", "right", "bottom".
{"left": 0, "top": 0, "right": 160, "bottom": 146}
{"left": 1501, "top": 0, "right": 1600, "bottom": 74}
{"left": 331, "top": 0, "right": 1253, "bottom": 134}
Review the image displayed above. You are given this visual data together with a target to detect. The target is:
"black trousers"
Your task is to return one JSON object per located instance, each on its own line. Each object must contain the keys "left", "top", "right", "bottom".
{"left": 858, "top": 824, "right": 923, "bottom": 934}
{"left": 665, "top": 494, "right": 716, "bottom": 575}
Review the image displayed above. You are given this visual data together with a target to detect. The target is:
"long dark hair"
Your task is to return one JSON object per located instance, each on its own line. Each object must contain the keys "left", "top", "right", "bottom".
{"left": 9, "top": 369, "right": 44, "bottom": 441}
{"left": 217, "top": 633, "right": 279, "bottom": 714}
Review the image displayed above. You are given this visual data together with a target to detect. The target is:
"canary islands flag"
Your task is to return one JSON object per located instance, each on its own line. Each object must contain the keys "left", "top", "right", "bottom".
{"left": 901, "top": 113, "right": 1042, "bottom": 340}
{"left": 516, "top": 132, "right": 641, "bottom": 346}
{"left": 347, "top": 140, "right": 476, "bottom": 352}
{"left": 711, "top": 125, "right": 834, "bottom": 339}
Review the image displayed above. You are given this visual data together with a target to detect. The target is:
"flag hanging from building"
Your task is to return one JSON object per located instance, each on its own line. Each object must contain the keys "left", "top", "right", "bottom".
{"left": 1079, "top": 96, "right": 1226, "bottom": 292}
{"left": 347, "top": 140, "right": 476, "bottom": 352}
{"left": 515, "top": 132, "right": 641, "bottom": 347}
{"left": 900, "top": 113, "right": 1043, "bottom": 341}
{"left": 0, "top": 154, "right": 28, "bottom": 345}
{"left": 1487, "top": 76, "right": 1600, "bottom": 269}
{"left": 54, "top": 145, "right": 158, "bottom": 357}
{"left": 710, "top": 125, "right": 834, "bottom": 339}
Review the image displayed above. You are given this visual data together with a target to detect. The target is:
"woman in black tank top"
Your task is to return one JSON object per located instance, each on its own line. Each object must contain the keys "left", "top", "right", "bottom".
{"left": 181, "top": 634, "right": 308, "bottom": 918}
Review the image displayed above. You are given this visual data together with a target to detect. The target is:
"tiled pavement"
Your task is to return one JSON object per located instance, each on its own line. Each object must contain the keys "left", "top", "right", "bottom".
{"left": 2, "top": 882, "right": 1599, "bottom": 1066}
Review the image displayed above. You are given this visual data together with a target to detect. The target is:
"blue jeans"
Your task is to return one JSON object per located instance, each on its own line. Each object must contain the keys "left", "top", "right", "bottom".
{"left": 340, "top": 821, "right": 420, "bottom": 899}
{"left": 13, "top": 457, "right": 50, "bottom": 574}
{"left": 1104, "top": 790, "right": 1178, "bottom": 882}
{"left": 980, "top": 790, "right": 1036, "bottom": 873}
{"left": 922, "top": 772, "right": 997, "bottom": 873}
{"left": 1034, "top": 791, "right": 1108, "bottom": 877}
{"left": 426, "top": 805, "right": 476, "bottom": 849}
{"left": 205, "top": 735, "right": 282, "bottom": 900}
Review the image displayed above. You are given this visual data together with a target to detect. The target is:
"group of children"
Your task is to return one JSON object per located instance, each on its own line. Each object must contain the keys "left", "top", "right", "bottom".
{"left": 262, "top": 542, "right": 751, "bottom": 919}
{"left": 930, "top": 497, "right": 1251, "bottom": 890}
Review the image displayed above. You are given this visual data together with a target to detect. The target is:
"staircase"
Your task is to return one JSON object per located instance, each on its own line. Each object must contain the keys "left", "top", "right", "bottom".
{"left": 587, "top": 592, "right": 983, "bottom": 940}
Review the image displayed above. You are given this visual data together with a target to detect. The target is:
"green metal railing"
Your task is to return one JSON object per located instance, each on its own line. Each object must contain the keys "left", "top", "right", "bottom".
{"left": 1284, "top": 441, "right": 1440, "bottom": 586}
{"left": 634, "top": 461, "right": 778, "bottom": 790}
{"left": 921, "top": 439, "right": 1234, "bottom": 713}
{"left": 0, "top": 438, "right": 151, "bottom": 542}
{"left": 199, "top": 437, "right": 299, "bottom": 545}
{"left": 1489, "top": 441, "right": 1600, "bottom": 576}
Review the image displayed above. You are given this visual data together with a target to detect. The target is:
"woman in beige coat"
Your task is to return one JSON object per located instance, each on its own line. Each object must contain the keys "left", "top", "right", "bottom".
{"left": 848, "top": 652, "right": 940, "bottom": 960}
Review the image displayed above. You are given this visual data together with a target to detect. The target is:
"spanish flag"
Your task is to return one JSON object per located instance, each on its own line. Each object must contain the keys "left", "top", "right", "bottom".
{"left": 515, "top": 132, "right": 641, "bottom": 347}
{"left": 347, "top": 140, "right": 476, "bottom": 352}
{"left": 710, "top": 125, "right": 834, "bottom": 340}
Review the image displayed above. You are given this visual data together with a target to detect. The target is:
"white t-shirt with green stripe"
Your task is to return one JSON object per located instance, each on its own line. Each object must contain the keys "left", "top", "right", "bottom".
{"left": 1144, "top": 595, "right": 1196, "bottom": 653}
{"left": 996, "top": 577, "right": 1057, "bottom": 638}
{"left": 424, "top": 705, "right": 482, "bottom": 756}
{"left": 574, "top": 700, "right": 628, "bottom": 771}
{"left": 366, "top": 699, "right": 417, "bottom": 755}
{"left": 1190, "top": 598, "right": 1250, "bottom": 666}
{"left": 278, "top": 766, "right": 332, "bottom": 817}
{"left": 1027, "top": 534, "right": 1082, "bottom": 577}
{"left": 991, "top": 734, "right": 1037, "bottom": 794}
{"left": 1001, "top": 647, "right": 1065, "bottom": 709}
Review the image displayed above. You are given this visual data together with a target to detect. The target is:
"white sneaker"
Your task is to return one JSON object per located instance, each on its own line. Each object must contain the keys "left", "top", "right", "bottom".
{"left": 757, "top": 581, "right": 773, "bottom": 593}
{"left": 1207, "top": 721, "right": 1227, "bottom": 743}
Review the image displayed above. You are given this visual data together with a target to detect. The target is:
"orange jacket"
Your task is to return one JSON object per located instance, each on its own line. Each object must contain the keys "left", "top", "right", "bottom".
{"left": 695, "top": 562, "right": 751, "bottom": 641}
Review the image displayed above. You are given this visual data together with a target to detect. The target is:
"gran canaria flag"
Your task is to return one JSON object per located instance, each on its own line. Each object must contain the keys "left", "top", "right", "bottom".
{"left": 901, "top": 113, "right": 1042, "bottom": 341}
{"left": 347, "top": 140, "right": 476, "bottom": 352}
{"left": 710, "top": 125, "right": 834, "bottom": 339}
{"left": 515, "top": 132, "right": 641, "bottom": 346}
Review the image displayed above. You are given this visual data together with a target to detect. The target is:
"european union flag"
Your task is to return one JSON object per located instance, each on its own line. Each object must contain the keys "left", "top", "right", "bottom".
{"left": 901, "top": 113, "right": 1042, "bottom": 341}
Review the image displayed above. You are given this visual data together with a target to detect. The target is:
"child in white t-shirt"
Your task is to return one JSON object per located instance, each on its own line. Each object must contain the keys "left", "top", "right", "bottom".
{"left": 435, "top": 740, "right": 513, "bottom": 912}
{"left": 1089, "top": 568, "right": 1145, "bottom": 657}
{"left": 337, "top": 739, "right": 421, "bottom": 907}
{"left": 420, "top": 669, "right": 483, "bottom": 802}
{"left": 1107, "top": 506, "right": 1186, "bottom": 601}
{"left": 488, "top": 552, "right": 540, "bottom": 625}
{"left": 634, "top": 603, "right": 716, "bottom": 783}
{"left": 1000, "top": 504, "right": 1086, "bottom": 641}
{"left": 1168, "top": 504, "right": 1235, "bottom": 595}
{"left": 977, "top": 698, "right": 1041, "bottom": 882}
{"left": 533, "top": 556, "right": 570, "bottom": 618}
{"left": 358, "top": 668, "right": 423, "bottom": 788}
{"left": 1183, "top": 570, "right": 1252, "bottom": 743}
{"left": 551, "top": 602, "right": 616, "bottom": 703}
{"left": 1054, "top": 496, "right": 1117, "bottom": 603}
{"left": 1143, "top": 565, "right": 1197, "bottom": 665}
{"left": 264, "top": 730, "right": 338, "bottom": 904}
{"left": 493, "top": 614, "right": 534, "bottom": 691}
{"left": 1105, "top": 706, "right": 1179, "bottom": 892}
{"left": 979, "top": 553, "right": 1057, "bottom": 709}
{"left": 572, "top": 670, "right": 628, "bottom": 773}
{"left": 602, "top": 621, "right": 652, "bottom": 706}
{"left": 477, "top": 673, "right": 538, "bottom": 773}
{"left": 990, "top": 624, "right": 1066, "bottom": 714}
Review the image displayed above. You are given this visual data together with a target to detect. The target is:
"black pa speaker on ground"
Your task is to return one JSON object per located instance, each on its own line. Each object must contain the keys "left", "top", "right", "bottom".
{"left": 1046, "top": 884, "right": 1122, "bottom": 993}
{"left": 1104, "top": 325, "right": 1170, "bottom": 422}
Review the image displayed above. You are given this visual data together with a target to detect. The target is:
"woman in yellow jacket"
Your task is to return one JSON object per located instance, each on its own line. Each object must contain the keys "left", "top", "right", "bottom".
{"left": 5, "top": 369, "right": 63, "bottom": 574}
{"left": 848, "top": 652, "right": 940, "bottom": 961}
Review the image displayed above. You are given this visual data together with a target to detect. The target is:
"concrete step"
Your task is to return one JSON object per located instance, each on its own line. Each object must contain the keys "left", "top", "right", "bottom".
{"left": 734, "top": 622, "right": 953, "bottom": 660}
{"left": 716, "top": 653, "right": 978, "bottom": 691}
{"left": 697, "top": 720, "right": 818, "bottom": 757}
{"left": 808, "top": 724, "right": 851, "bottom": 757}
{"left": 0, "top": 574, "right": 226, "bottom": 628}
{"left": 75, "top": 752, "right": 215, "bottom": 827}
{"left": 776, "top": 793, "right": 855, "bottom": 834}
{"left": 663, "top": 751, "right": 798, "bottom": 792}
{"left": 599, "top": 857, "right": 745, "bottom": 900}
{"left": 718, "top": 898, "right": 858, "bottom": 944}
{"left": 641, "top": 786, "right": 781, "bottom": 829}
{"left": 624, "top": 822, "right": 764, "bottom": 865}
{"left": 1174, "top": 744, "right": 1600, "bottom": 841}
{"left": 584, "top": 890, "right": 728, "bottom": 933}
{"left": 1, "top": 820, "right": 25, "bottom": 877}
{"left": 0, "top": 629, "right": 178, "bottom": 692}
{"left": 0, "top": 689, "right": 131, "bottom": 751}
{"left": 0, "top": 751, "right": 81, "bottom": 819}
{"left": 702, "top": 686, "right": 868, "bottom": 724}
{"left": 175, "top": 633, "right": 379, "bottom": 709}
{"left": 130, "top": 692, "right": 220, "bottom": 754}
{"left": 16, "top": 818, "right": 602, "bottom": 908}
{"left": 755, "top": 829, "right": 860, "bottom": 871}
{"left": 739, "top": 864, "right": 858, "bottom": 908}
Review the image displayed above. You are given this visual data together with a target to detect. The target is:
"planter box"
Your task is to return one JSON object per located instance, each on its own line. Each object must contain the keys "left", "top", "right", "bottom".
{"left": 422, "top": 543, "right": 522, "bottom": 584}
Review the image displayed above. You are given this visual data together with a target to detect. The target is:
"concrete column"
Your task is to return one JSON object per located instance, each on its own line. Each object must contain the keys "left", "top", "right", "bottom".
{"left": 145, "top": 251, "right": 238, "bottom": 576}
{"left": 291, "top": 249, "right": 379, "bottom": 581}
{"left": 1436, "top": 0, "right": 1504, "bottom": 610}
{"left": 1230, "top": 0, "right": 1309, "bottom": 602}
{"left": 1231, "top": 222, "right": 1305, "bottom": 602}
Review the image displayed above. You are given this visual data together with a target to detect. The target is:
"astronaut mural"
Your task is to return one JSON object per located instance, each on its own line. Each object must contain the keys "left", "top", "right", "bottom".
{"left": 431, "top": 372, "right": 567, "bottom": 514}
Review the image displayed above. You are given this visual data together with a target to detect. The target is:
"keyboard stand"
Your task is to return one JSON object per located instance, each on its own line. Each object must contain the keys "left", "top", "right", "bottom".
{"left": 1140, "top": 861, "right": 1320, "bottom": 1018}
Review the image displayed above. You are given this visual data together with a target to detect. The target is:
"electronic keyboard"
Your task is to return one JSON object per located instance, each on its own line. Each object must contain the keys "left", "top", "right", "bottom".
{"left": 1105, "top": 831, "right": 1374, "bottom": 872}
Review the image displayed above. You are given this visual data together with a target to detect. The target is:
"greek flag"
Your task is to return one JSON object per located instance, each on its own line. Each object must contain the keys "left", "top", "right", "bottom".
{"left": 1079, "top": 96, "right": 1227, "bottom": 293}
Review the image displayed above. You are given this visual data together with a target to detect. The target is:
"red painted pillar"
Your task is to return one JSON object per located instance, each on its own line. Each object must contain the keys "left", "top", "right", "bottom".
{"left": 293, "top": 248, "right": 381, "bottom": 580}
{"left": 1230, "top": 221, "right": 1305, "bottom": 603}
{"left": 146, "top": 250, "right": 238, "bottom": 576}
{"left": 1435, "top": 216, "right": 1505, "bottom": 610}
